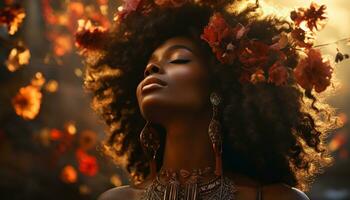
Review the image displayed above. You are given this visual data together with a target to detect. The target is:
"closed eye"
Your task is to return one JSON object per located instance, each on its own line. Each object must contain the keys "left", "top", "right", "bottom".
{"left": 170, "top": 59, "right": 190, "bottom": 64}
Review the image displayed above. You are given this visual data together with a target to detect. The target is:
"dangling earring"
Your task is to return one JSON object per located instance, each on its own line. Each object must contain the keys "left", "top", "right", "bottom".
{"left": 140, "top": 121, "right": 160, "bottom": 178}
{"left": 208, "top": 92, "right": 223, "bottom": 176}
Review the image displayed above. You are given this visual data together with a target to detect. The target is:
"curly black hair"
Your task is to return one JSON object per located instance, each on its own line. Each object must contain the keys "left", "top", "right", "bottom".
{"left": 80, "top": 0, "right": 339, "bottom": 190}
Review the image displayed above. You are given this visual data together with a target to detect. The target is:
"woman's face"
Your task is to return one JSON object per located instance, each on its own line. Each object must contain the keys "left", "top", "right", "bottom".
{"left": 136, "top": 36, "right": 212, "bottom": 123}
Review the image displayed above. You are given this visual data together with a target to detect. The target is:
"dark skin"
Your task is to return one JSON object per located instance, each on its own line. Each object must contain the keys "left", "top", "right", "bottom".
{"left": 98, "top": 37, "right": 310, "bottom": 200}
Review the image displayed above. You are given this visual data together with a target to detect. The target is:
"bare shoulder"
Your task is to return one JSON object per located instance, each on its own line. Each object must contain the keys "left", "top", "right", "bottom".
{"left": 97, "top": 185, "right": 145, "bottom": 200}
{"left": 263, "top": 183, "right": 310, "bottom": 200}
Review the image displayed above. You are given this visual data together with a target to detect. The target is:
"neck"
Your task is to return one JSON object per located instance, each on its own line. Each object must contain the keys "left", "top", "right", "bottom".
{"left": 161, "top": 112, "right": 215, "bottom": 172}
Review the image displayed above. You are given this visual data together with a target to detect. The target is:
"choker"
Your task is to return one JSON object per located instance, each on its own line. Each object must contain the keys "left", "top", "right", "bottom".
{"left": 140, "top": 166, "right": 237, "bottom": 200}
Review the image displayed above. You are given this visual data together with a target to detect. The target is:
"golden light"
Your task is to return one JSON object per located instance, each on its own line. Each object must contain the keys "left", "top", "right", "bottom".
{"left": 12, "top": 85, "right": 42, "bottom": 120}
{"left": 44, "top": 80, "right": 59, "bottom": 93}
{"left": 227, "top": 0, "right": 290, "bottom": 19}
{"left": 77, "top": 19, "right": 92, "bottom": 31}
{"left": 65, "top": 121, "right": 77, "bottom": 135}
{"left": 6, "top": 7, "right": 26, "bottom": 35}
{"left": 6, "top": 47, "right": 31, "bottom": 72}
{"left": 53, "top": 34, "right": 73, "bottom": 56}
{"left": 31, "top": 72, "right": 46, "bottom": 88}
{"left": 117, "top": 6, "right": 124, "bottom": 12}
{"left": 110, "top": 174, "right": 123, "bottom": 187}
{"left": 77, "top": 19, "right": 107, "bottom": 33}
{"left": 74, "top": 68, "right": 83, "bottom": 77}
{"left": 57, "top": 13, "right": 69, "bottom": 26}
{"left": 60, "top": 165, "right": 78, "bottom": 184}
{"left": 68, "top": 2, "right": 85, "bottom": 17}
{"left": 100, "top": 5, "right": 108, "bottom": 16}
{"left": 337, "top": 112, "right": 348, "bottom": 126}
{"left": 329, "top": 132, "right": 347, "bottom": 152}
{"left": 257, "top": 0, "right": 291, "bottom": 19}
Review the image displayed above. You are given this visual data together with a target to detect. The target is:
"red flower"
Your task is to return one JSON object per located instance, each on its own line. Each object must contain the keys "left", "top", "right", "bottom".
{"left": 290, "top": 28, "right": 315, "bottom": 48}
{"left": 115, "top": 0, "right": 143, "bottom": 20}
{"left": 201, "top": 13, "right": 249, "bottom": 64}
{"left": 268, "top": 62, "right": 289, "bottom": 86}
{"left": 294, "top": 49, "right": 333, "bottom": 93}
{"left": 124, "top": 0, "right": 142, "bottom": 11}
{"left": 201, "top": 13, "right": 232, "bottom": 47}
{"left": 238, "top": 41, "right": 270, "bottom": 70}
{"left": 75, "top": 149, "right": 99, "bottom": 176}
{"left": 291, "top": 2, "right": 327, "bottom": 31}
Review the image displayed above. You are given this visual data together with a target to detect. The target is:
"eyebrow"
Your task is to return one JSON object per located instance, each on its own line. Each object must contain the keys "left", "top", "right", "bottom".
{"left": 149, "top": 44, "right": 194, "bottom": 62}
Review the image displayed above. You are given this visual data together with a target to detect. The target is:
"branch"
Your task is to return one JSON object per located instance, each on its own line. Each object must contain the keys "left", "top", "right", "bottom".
{"left": 314, "top": 37, "right": 350, "bottom": 48}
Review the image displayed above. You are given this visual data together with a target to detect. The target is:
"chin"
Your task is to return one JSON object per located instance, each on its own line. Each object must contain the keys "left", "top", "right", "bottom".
{"left": 140, "top": 96, "right": 168, "bottom": 123}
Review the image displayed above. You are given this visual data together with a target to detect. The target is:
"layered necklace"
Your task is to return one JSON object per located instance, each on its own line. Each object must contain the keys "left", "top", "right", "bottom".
{"left": 140, "top": 166, "right": 237, "bottom": 200}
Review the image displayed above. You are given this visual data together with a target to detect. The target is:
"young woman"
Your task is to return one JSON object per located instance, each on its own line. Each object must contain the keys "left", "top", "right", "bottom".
{"left": 76, "top": 0, "right": 338, "bottom": 199}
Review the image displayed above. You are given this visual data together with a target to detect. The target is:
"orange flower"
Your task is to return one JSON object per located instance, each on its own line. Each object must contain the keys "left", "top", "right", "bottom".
{"left": 290, "top": 2, "right": 327, "bottom": 31}
{"left": 12, "top": 85, "right": 42, "bottom": 120}
{"left": 75, "top": 149, "right": 99, "bottom": 176}
{"left": 294, "top": 49, "right": 333, "bottom": 93}
{"left": 60, "top": 165, "right": 78, "bottom": 184}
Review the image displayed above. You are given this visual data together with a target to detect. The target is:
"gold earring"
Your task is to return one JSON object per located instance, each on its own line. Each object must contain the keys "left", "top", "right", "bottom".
{"left": 208, "top": 92, "right": 223, "bottom": 176}
{"left": 140, "top": 121, "right": 160, "bottom": 178}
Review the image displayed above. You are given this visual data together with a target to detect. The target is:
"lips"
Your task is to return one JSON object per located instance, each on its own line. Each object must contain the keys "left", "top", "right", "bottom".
{"left": 141, "top": 76, "right": 167, "bottom": 90}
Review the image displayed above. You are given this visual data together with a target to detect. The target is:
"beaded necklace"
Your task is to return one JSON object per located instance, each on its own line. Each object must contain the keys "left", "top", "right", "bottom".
{"left": 140, "top": 167, "right": 237, "bottom": 200}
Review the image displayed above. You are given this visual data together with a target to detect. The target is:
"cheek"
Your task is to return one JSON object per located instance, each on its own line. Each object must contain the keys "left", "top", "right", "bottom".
{"left": 167, "top": 65, "right": 210, "bottom": 107}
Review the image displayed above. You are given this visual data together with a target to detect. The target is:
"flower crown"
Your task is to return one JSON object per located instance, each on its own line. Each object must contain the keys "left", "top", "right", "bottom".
{"left": 76, "top": 0, "right": 342, "bottom": 94}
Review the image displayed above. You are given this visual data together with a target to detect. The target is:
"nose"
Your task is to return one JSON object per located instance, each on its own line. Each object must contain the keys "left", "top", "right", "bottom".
{"left": 144, "top": 63, "right": 161, "bottom": 77}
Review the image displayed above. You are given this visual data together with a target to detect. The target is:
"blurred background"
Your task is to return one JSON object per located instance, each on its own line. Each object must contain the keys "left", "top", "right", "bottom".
{"left": 0, "top": 0, "right": 349, "bottom": 199}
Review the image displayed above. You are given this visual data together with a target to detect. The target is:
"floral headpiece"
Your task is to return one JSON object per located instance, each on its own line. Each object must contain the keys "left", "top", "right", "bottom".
{"left": 75, "top": 0, "right": 346, "bottom": 94}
